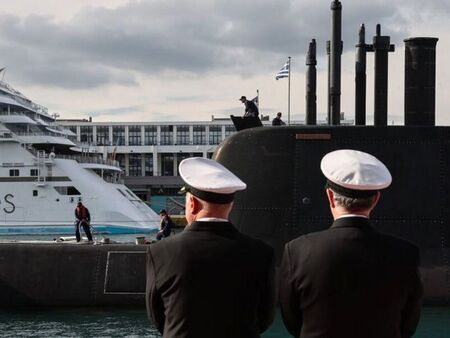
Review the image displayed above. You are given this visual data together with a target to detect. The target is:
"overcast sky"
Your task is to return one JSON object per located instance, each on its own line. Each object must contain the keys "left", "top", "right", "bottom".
{"left": 1, "top": 0, "right": 449, "bottom": 124}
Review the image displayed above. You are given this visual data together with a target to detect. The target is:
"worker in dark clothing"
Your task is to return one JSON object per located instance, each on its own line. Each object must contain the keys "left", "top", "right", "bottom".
{"left": 156, "top": 209, "right": 174, "bottom": 240}
{"left": 74, "top": 201, "right": 93, "bottom": 242}
{"left": 239, "top": 96, "right": 259, "bottom": 118}
{"left": 272, "top": 112, "right": 286, "bottom": 126}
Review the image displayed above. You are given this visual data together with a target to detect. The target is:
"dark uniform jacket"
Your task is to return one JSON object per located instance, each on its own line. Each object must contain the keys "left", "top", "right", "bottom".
{"left": 244, "top": 100, "right": 259, "bottom": 117}
{"left": 160, "top": 215, "right": 174, "bottom": 237}
{"left": 146, "top": 220, "right": 275, "bottom": 338}
{"left": 279, "top": 216, "right": 423, "bottom": 338}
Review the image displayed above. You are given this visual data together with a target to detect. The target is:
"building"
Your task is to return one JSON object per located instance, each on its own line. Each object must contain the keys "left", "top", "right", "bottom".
{"left": 60, "top": 115, "right": 353, "bottom": 213}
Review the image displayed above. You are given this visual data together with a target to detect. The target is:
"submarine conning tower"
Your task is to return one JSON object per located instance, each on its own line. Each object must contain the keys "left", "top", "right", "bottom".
{"left": 404, "top": 37, "right": 439, "bottom": 126}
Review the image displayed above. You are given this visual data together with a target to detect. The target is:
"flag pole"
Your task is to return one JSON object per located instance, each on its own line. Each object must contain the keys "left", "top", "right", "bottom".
{"left": 288, "top": 56, "right": 291, "bottom": 125}
{"left": 257, "top": 89, "right": 259, "bottom": 111}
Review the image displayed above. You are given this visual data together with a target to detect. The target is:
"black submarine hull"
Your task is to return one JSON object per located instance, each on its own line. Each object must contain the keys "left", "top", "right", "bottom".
{"left": 214, "top": 125, "right": 450, "bottom": 305}
{"left": 0, "top": 243, "right": 147, "bottom": 307}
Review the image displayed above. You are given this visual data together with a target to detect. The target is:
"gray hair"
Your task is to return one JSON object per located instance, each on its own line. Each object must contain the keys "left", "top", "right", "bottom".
{"left": 332, "top": 190, "right": 376, "bottom": 212}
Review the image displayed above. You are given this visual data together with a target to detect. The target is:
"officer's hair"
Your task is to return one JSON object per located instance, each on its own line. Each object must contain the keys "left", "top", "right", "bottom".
{"left": 332, "top": 190, "right": 376, "bottom": 212}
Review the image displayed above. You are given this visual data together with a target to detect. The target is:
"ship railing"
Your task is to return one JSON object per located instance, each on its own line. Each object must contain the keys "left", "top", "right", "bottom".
{"left": 56, "top": 154, "right": 121, "bottom": 168}
{"left": 23, "top": 146, "right": 121, "bottom": 168}
{"left": 14, "top": 131, "right": 69, "bottom": 138}
{"left": 0, "top": 80, "right": 49, "bottom": 116}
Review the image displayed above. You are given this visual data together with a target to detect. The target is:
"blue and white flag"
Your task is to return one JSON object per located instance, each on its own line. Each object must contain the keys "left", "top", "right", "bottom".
{"left": 275, "top": 62, "right": 289, "bottom": 80}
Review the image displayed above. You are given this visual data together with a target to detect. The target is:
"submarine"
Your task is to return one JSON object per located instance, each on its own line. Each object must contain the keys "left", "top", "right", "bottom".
{"left": 217, "top": 1, "right": 450, "bottom": 305}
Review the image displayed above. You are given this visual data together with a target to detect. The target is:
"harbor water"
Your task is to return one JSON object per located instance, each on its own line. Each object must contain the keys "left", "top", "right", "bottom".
{"left": 0, "top": 234, "right": 448, "bottom": 337}
{"left": 0, "top": 307, "right": 449, "bottom": 337}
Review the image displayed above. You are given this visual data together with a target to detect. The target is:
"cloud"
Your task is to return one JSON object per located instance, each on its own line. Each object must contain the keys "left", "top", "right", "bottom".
{"left": 88, "top": 104, "right": 145, "bottom": 117}
{"left": 0, "top": 0, "right": 431, "bottom": 90}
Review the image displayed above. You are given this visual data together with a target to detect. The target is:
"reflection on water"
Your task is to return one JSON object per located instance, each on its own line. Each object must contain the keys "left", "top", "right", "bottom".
{"left": 0, "top": 307, "right": 448, "bottom": 337}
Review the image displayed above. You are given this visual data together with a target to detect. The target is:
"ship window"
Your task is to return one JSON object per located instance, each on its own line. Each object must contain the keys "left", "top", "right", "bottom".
{"left": 117, "top": 188, "right": 127, "bottom": 197}
{"left": 54, "top": 186, "right": 81, "bottom": 195}
{"left": 30, "top": 169, "right": 39, "bottom": 176}
{"left": 9, "top": 169, "right": 19, "bottom": 177}
{"left": 125, "top": 189, "right": 138, "bottom": 199}
{"left": 33, "top": 190, "right": 38, "bottom": 197}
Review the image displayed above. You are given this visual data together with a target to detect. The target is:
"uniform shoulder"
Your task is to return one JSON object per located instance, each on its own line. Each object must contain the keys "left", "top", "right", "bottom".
{"left": 379, "top": 232, "right": 419, "bottom": 254}
{"left": 237, "top": 232, "right": 274, "bottom": 255}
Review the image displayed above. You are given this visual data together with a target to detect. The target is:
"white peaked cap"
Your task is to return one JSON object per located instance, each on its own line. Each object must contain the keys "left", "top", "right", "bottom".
{"left": 179, "top": 158, "right": 246, "bottom": 203}
{"left": 320, "top": 149, "right": 392, "bottom": 192}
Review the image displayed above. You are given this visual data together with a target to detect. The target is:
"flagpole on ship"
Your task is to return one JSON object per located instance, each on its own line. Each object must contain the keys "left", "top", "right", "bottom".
{"left": 288, "top": 56, "right": 291, "bottom": 125}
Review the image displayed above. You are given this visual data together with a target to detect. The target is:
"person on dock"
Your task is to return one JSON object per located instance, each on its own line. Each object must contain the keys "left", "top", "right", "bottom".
{"left": 74, "top": 201, "right": 93, "bottom": 243}
{"left": 272, "top": 112, "right": 286, "bottom": 126}
{"left": 146, "top": 157, "right": 275, "bottom": 338}
{"left": 156, "top": 209, "right": 174, "bottom": 240}
{"left": 239, "top": 95, "right": 259, "bottom": 118}
{"left": 279, "top": 149, "right": 423, "bottom": 338}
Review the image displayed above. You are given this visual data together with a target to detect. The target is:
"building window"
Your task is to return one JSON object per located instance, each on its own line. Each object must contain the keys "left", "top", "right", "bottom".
{"left": 160, "top": 126, "right": 173, "bottom": 145}
{"left": 225, "top": 125, "right": 236, "bottom": 138}
{"left": 129, "top": 126, "right": 141, "bottom": 146}
{"left": 209, "top": 125, "right": 222, "bottom": 145}
{"left": 80, "top": 126, "right": 93, "bottom": 143}
{"left": 129, "top": 153, "right": 142, "bottom": 176}
{"left": 115, "top": 154, "right": 125, "bottom": 172}
{"left": 161, "top": 153, "right": 174, "bottom": 176}
{"left": 68, "top": 126, "right": 77, "bottom": 134}
{"left": 176, "top": 125, "right": 190, "bottom": 145}
{"left": 144, "top": 126, "right": 157, "bottom": 145}
{"left": 193, "top": 125, "right": 206, "bottom": 145}
{"left": 33, "top": 190, "right": 38, "bottom": 197}
{"left": 207, "top": 152, "right": 214, "bottom": 159}
{"left": 144, "top": 153, "right": 153, "bottom": 176}
{"left": 176, "top": 153, "right": 191, "bottom": 175}
{"left": 96, "top": 126, "right": 110, "bottom": 146}
{"left": 112, "top": 126, "right": 125, "bottom": 146}
{"left": 9, "top": 169, "right": 19, "bottom": 176}
{"left": 30, "top": 169, "right": 39, "bottom": 176}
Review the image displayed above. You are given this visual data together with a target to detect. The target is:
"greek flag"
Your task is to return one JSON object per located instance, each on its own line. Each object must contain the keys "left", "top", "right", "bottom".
{"left": 275, "top": 62, "right": 289, "bottom": 80}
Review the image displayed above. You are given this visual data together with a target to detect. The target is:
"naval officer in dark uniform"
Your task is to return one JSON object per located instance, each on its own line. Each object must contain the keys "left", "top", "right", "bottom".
{"left": 146, "top": 157, "right": 275, "bottom": 338}
{"left": 279, "top": 149, "right": 423, "bottom": 338}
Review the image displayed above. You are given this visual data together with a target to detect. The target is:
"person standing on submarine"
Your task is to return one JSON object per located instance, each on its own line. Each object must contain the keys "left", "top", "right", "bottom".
{"left": 74, "top": 201, "right": 93, "bottom": 243}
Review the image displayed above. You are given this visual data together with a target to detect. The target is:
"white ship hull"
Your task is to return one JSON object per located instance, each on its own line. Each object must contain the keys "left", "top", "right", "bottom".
{"left": 0, "top": 78, "right": 160, "bottom": 235}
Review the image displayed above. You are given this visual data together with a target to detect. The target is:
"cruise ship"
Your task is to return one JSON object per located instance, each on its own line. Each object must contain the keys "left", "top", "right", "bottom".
{"left": 0, "top": 78, "right": 160, "bottom": 235}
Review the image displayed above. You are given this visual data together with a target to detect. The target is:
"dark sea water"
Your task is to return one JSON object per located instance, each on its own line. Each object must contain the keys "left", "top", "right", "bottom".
{"left": 0, "top": 307, "right": 448, "bottom": 337}
{"left": 0, "top": 234, "right": 449, "bottom": 337}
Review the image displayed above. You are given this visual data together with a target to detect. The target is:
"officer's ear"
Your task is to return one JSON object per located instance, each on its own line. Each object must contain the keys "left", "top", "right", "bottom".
{"left": 326, "top": 188, "right": 336, "bottom": 209}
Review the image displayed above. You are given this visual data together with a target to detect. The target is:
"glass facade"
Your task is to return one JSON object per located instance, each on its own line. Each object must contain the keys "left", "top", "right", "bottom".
{"left": 80, "top": 126, "right": 93, "bottom": 143}
{"left": 193, "top": 125, "right": 206, "bottom": 145}
{"left": 96, "top": 126, "right": 109, "bottom": 146}
{"left": 176, "top": 153, "right": 191, "bottom": 175}
{"left": 176, "top": 125, "right": 190, "bottom": 145}
{"left": 112, "top": 126, "right": 125, "bottom": 146}
{"left": 128, "top": 126, "right": 141, "bottom": 146}
{"left": 144, "top": 153, "right": 153, "bottom": 176}
{"left": 209, "top": 125, "right": 221, "bottom": 145}
{"left": 144, "top": 126, "right": 157, "bottom": 145}
{"left": 115, "top": 154, "right": 125, "bottom": 171}
{"left": 225, "top": 125, "right": 236, "bottom": 138}
{"left": 128, "top": 153, "right": 142, "bottom": 176}
{"left": 160, "top": 126, "right": 173, "bottom": 145}
{"left": 160, "top": 153, "right": 174, "bottom": 176}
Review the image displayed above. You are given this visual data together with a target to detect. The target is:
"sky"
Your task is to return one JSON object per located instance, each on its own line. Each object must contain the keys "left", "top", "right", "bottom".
{"left": 0, "top": 0, "right": 449, "bottom": 124}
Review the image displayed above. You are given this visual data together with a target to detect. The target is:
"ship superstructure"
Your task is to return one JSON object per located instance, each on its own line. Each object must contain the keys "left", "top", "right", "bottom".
{"left": 0, "top": 78, "right": 159, "bottom": 234}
